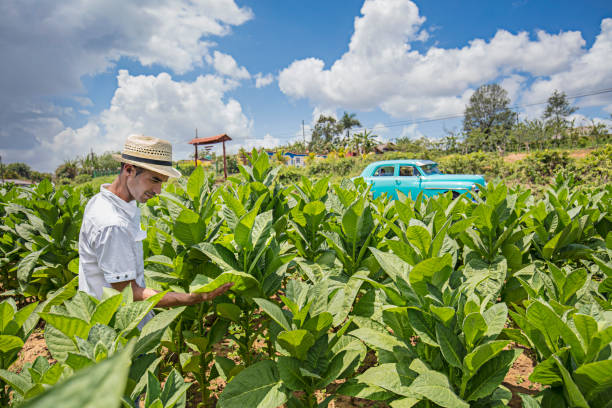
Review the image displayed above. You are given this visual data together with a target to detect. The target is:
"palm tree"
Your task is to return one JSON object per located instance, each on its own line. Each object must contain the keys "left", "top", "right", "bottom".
{"left": 352, "top": 130, "right": 378, "bottom": 155}
{"left": 339, "top": 112, "right": 362, "bottom": 141}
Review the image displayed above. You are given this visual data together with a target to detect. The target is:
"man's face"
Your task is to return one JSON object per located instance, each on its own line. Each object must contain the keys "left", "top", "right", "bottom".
{"left": 125, "top": 165, "right": 169, "bottom": 203}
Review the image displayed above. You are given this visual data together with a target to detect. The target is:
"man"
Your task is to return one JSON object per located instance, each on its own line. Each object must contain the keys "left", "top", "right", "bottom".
{"left": 78, "top": 134, "right": 231, "bottom": 320}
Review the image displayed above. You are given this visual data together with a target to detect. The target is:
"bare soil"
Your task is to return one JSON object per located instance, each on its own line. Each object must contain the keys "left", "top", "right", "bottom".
{"left": 503, "top": 148, "right": 593, "bottom": 163}
{"left": 15, "top": 331, "right": 539, "bottom": 408}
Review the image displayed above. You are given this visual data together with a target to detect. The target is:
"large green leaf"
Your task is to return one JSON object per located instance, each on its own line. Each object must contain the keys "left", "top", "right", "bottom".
{"left": 90, "top": 294, "right": 122, "bottom": 327}
{"left": 39, "top": 312, "right": 89, "bottom": 340}
{"left": 173, "top": 209, "right": 203, "bottom": 246}
{"left": 357, "top": 363, "right": 415, "bottom": 397}
{"left": 254, "top": 298, "right": 291, "bottom": 331}
{"left": 462, "top": 312, "right": 487, "bottom": 349}
{"left": 409, "top": 254, "right": 452, "bottom": 296}
{"left": 0, "top": 334, "right": 24, "bottom": 353}
{"left": 190, "top": 271, "right": 260, "bottom": 299}
{"left": 409, "top": 370, "right": 469, "bottom": 408}
{"left": 553, "top": 355, "right": 589, "bottom": 408}
{"left": 277, "top": 330, "right": 315, "bottom": 360}
{"left": 526, "top": 300, "right": 585, "bottom": 364}
{"left": 349, "top": 327, "right": 405, "bottom": 352}
{"left": 21, "top": 342, "right": 134, "bottom": 408}
{"left": 435, "top": 324, "right": 464, "bottom": 368}
{"left": 0, "top": 301, "right": 15, "bottom": 333}
{"left": 217, "top": 360, "right": 288, "bottom": 408}
{"left": 574, "top": 359, "right": 612, "bottom": 403}
{"left": 464, "top": 349, "right": 521, "bottom": 401}
{"left": 463, "top": 340, "right": 510, "bottom": 378}
{"left": 186, "top": 165, "right": 205, "bottom": 200}
{"left": 277, "top": 356, "right": 310, "bottom": 392}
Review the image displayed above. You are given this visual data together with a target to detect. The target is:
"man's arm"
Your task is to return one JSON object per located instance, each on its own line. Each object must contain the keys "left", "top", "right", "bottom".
{"left": 111, "top": 280, "right": 233, "bottom": 307}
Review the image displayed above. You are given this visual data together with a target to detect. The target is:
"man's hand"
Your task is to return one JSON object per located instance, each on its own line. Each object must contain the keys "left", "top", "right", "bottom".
{"left": 112, "top": 280, "right": 234, "bottom": 307}
{"left": 192, "top": 282, "right": 234, "bottom": 303}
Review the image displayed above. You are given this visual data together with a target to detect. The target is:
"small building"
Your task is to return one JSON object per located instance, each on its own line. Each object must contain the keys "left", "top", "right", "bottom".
{"left": 266, "top": 151, "right": 309, "bottom": 167}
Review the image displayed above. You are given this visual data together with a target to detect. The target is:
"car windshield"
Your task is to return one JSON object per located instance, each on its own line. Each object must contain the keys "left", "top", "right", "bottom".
{"left": 420, "top": 164, "right": 441, "bottom": 175}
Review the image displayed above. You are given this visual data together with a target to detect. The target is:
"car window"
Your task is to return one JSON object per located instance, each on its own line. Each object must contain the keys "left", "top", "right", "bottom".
{"left": 373, "top": 166, "right": 395, "bottom": 177}
{"left": 399, "top": 166, "right": 416, "bottom": 177}
{"left": 421, "top": 164, "right": 441, "bottom": 175}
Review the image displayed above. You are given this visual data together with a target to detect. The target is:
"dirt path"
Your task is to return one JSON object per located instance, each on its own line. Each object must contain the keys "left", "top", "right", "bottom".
{"left": 504, "top": 148, "right": 593, "bottom": 163}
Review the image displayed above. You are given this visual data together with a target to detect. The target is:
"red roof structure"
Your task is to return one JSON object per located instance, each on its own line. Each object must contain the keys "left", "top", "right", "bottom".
{"left": 188, "top": 132, "right": 232, "bottom": 180}
{"left": 188, "top": 133, "right": 231, "bottom": 145}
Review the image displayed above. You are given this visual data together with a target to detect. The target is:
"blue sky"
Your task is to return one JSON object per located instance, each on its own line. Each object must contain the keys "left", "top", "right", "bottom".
{"left": 1, "top": 0, "right": 611, "bottom": 172}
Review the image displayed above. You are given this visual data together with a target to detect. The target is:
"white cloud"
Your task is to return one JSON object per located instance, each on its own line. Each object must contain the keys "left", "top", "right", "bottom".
{"left": 208, "top": 51, "right": 251, "bottom": 79}
{"left": 231, "top": 134, "right": 281, "bottom": 153}
{"left": 24, "top": 70, "right": 252, "bottom": 171}
{"left": 0, "top": 0, "right": 253, "bottom": 165}
{"left": 278, "top": 0, "right": 608, "bottom": 120}
{"left": 254, "top": 73, "right": 274, "bottom": 88}
{"left": 399, "top": 124, "right": 424, "bottom": 140}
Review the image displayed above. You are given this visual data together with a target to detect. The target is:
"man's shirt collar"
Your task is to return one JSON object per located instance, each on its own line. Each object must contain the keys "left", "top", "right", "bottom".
{"left": 99, "top": 184, "right": 139, "bottom": 218}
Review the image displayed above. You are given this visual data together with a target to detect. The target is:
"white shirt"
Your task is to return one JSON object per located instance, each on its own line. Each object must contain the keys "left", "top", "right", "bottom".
{"left": 78, "top": 184, "right": 148, "bottom": 299}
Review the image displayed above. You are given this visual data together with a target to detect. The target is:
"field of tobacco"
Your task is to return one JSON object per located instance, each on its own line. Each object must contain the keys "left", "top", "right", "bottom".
{"left": 0, "top": 149, "right": 610, "bottom": 408}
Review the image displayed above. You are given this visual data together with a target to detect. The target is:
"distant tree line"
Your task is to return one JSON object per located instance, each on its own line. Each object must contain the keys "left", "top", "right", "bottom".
{"left": 279, "top": 86, "right": 610, "bottom": 156}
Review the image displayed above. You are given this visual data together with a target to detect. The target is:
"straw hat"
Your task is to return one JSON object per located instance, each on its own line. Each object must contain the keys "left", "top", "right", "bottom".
{"left": 112, "top": 134, "right": 182, "bottom": 178}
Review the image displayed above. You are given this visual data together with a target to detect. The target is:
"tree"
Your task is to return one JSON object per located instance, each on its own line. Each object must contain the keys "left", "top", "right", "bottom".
{"left": 339, "top": 112, "right": 361, "bottom": 140}
{"left": 352, "top": 130, "right": 378, "bottom": 154}
{"left": 310, "top": 115, "right": 341, "bottom": 152}
{"left": 463, "top": 84, "right": 517, "bottom": 135}
{"left": 543, "top": 90, "right": 577, "bottom": 128}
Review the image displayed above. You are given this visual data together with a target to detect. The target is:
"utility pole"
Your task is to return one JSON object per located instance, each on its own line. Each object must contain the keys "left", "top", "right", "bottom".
{"left": 302, "top": 120, "right": 305, "bottom": 147}
{"left": 0, "top": 155, "right": 4, "bottom": 184}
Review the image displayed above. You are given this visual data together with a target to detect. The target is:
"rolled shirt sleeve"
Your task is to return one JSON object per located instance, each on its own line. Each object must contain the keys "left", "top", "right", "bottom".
{"left": 94, "top": 225, "right": 139, "bottom": 284}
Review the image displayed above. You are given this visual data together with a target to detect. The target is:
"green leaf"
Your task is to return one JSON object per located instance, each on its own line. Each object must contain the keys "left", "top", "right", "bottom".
{"left": 190, "top": 271, "right": 260, "bottom": 299}
{"left": 464, "top": 349, "right": 521, "bottom": 401}
{"left": 0, "top": 301, "right": 16, "bottom": 332}
{"left": 553, "top": 355, "right": 589, "bottom": 408}
{"left": 356, "top": 363, "right": 415, "bottom": 397}
{"left": 409, "top": 370, "right": 469, "bottom": 408}
{"left": 462, "top": 312, "right": 487, "bottom": 348}
{"left": 561, "top": 268, "right": 587, "bottom": 304}
{"left": 17, "top": 249, "right": 44, "bottom": 284}
{"left": 217, "top": 360, "right": 288, "bottom": 408}
{"left": 349, "top": 327, "right": 405, "bottom": 352}
{"left": 278, "top": 330, "right": 315, "bottom": 360}
{"left": 186, "top": 165, "right": 205, "bottom": 200}
{"left": 39, "top": 312, "right": 89, "bottom": 340}
{"left": 0, "top": 334, "right": 24, "bottom": 353}
{"left": 406, "top": 308, "right": 438, "bottom": 347}
{"left": 90, "top": 294, "right": 122, "bottom": 327}
{"left": 463, "top": 340, "right": 511, "bottom": 377}
{"left": 21, "top": 342, "right": 134, "bottom": 408}
{"left": 277, "top": 356, "right": 310, "bottom": 392}
{"left": 254, "top": 298, "right": 291, "bottom": 331}
{"left": 216, "top": 303, "right": 242, "bottom": 322}
{"left": 302, "top": 313, "right": 333, "bottom": 340}
{"left": 173, "top": 209, "right": 203, "bottom": 246}
{"left": 482, "top": 303, "right": 508, "bottom": 339}
{"left": 573, "top": 314, "right": 598, "bottom": 349}
{"left": 409, "top": 254, "right": 452, "bottom": 296}
{"left": 520, "top": 394, "right": 543, "bottom": 408}
{"left": 336, "top": 380, "right": 395, "bottom": 401}
{"left": 429, "top": 305, "right": 455, "bottom": 326}
{"left": 574, "top": 359, "right": 612, "bottom": 403}
{"left": 435, "top": 324, "right": 464, "bottom": 368}
{"left": 526, "top": 300, "right": 585, "bottom": 364}
{"left": 404, "top": 225, "right": 431, "bottom": 256}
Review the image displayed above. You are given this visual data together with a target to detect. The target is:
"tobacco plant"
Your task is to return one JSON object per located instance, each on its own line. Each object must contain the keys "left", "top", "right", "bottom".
{"left": 218, "top": 279, "right": 366, "bottom": 408}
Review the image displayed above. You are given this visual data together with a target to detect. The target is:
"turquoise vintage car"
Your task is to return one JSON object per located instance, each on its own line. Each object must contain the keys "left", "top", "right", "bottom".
{"left": 358, "top": 159, "right": 485, "bottom": 199}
